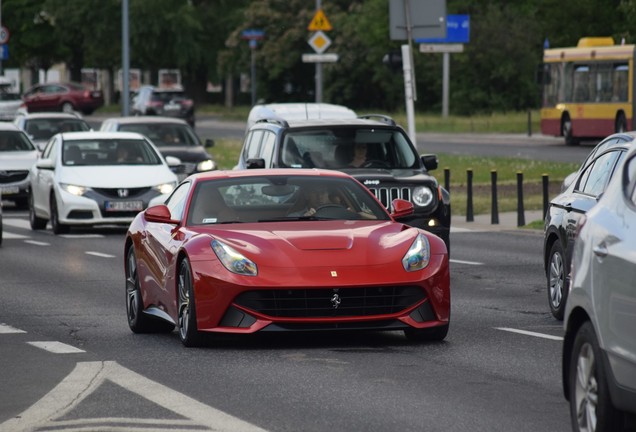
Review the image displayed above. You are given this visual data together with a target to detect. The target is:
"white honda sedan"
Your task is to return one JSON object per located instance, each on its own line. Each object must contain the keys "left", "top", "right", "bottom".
{"left": 29, "top": 131, "right": 179, "bottom": 234}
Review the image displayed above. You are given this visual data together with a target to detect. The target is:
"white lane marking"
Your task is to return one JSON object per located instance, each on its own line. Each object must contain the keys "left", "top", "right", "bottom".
{"left": 85, "top": 251, "right": 116, "bottom": 258}
{"left": 27, "top": 341, "right": 86, "bottom": 354}
{"left": 24, "top": 239, "right": 50, "bottom": 246}
{"left": 495, "top": 327, "right": 564, "bottom": 341}
{"left": 450, "top": 259, "right": 483, "bottom": 265}
{"left": 60, "top": 234, "right": 104, "bottom": 239}
{"left": 0, "top": 361, "right": 268, "bottom": 432}
{"left": 2, "top": 232, "right": 29, "bottom": 239}
{"left": 0, "top": 323, "right": 27, "bottom": 334}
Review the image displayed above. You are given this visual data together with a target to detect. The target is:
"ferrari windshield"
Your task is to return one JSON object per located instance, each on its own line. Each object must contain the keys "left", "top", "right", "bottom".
{"left": 280, "top": 127, "right": 419, "bottom": 170}
{"left": 187, "top": 175, "right": 391, "bottom": 225}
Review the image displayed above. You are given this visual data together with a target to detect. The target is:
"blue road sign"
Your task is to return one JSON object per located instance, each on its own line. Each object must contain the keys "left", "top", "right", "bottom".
{"left": 0, "top": 45, "right": 8, "bottom": 60}
{"left": 415, "top": 15, "right": 469, "bottom": 44}
{"left": 241, "top": 29, "right": 265, "bottom": 40}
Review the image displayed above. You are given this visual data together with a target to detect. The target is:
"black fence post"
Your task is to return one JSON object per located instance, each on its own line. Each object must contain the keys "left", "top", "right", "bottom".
{"left": 527, "top": 110, "right": 532, "bottom": 137}
{"left": 542, "top": 174, "right": 549, "bottom": 220}
{"left": 517, "top": 171, "right": 525, "bottom": 227}
{"left": 466, "top": 169, "right": 474, "bottom": 222}
{"left": 444, "top": 168, "right": 450, "bottom": 193}
{"left": 491, "top": 170, "right": 499, "bottom": 224}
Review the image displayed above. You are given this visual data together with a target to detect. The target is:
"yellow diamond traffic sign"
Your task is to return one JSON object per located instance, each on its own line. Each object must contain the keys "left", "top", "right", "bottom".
{"left": 308, "top": 9, "right": 333, "bottom": 31}
{"left": 308, "top": 31, "right": 332, "bottom": 54}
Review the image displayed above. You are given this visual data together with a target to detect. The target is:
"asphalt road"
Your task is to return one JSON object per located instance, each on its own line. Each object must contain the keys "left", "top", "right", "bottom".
{"left": 0, "top": 208, "right": 571, "bottom": 431}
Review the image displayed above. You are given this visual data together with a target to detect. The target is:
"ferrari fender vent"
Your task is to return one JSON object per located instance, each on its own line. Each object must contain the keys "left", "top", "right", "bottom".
{"left": 234, "top": 286, "right": 425, "bottom": 318}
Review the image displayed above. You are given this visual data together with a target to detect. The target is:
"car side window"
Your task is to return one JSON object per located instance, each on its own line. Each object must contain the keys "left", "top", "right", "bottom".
{"left": 623, "top": 154, "right": 636, "bottom": 206}
{"left": 243, "top": 130, "right": 264, "bottom": 161}
{"left": 260, "top": 131, "right": 276, "bottom": 167}
{"left": 577, "top": 150, "right": 622, "bottom": 197}
{"left": 165, "top": 182, "right": 191, "bottom": 221}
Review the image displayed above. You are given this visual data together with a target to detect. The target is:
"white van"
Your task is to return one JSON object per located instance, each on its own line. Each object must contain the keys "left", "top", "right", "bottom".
{"left": 0, "top": 76, "right": 22, "bottom": 121}
{"left": 246, "top": 103, "right": 356, "bottom": 129}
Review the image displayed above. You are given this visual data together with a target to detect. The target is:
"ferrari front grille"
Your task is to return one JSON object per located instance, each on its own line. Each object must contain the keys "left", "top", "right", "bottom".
{"left": 234, "top": 286, "right": 425, "bottom": 318}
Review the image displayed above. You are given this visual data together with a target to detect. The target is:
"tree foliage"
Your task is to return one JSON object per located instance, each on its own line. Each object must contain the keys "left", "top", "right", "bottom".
{"left": 2, "top": 0, "right": 635, "bottom": 112}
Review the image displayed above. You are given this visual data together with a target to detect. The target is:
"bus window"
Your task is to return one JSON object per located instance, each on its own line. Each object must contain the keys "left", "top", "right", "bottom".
{"left": 613, "top": 63, "right": 628, "bottom": 102}
{"left": 596, "top": 63, "right": 613, "bottom": 102}
{"left": 573, "top": 65, "right": 590, "bottom": 102}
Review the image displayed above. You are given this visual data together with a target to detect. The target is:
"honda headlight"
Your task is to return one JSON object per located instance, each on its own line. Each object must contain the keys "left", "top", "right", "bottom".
{"left": 59, "top": 183, "right": 88, "bottom": 196}
{"left": 153, "top": 181, "right": 177, "bottom": 195}
{"left": 412, "top": 186, "right": 434, "bottom": 207}
{"left": 197, "top": 159, "right": 216, "bottom": 172}
{"left": 402, "top": 233, "right": 430, "bottom": 272}
{"left": 211, "top": 239, "right": 258, "bottom": 276}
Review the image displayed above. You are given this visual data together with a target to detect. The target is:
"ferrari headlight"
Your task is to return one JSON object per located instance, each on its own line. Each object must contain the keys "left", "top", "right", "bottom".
{"left": 402, "top": 233, "right": 430, "bottom": 272}
{"left": 211, "top": 239, "right": 258, "bottom": 276}
{"left": 412, "top": 186, "right": 434, "bottom": 207}
{"left": 197, "top": 159, "right": 216, "bottom": 172}
{"left": 153, "top": 181, "right": 177, "bottom": 195}
{"left": 59, "top": 183, "right": 88, "bottom": 196}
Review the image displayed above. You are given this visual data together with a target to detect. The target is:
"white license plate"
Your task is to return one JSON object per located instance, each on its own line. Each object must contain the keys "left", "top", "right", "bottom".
{"left": 105, "top": 200, "right": 144, "bottom": 211}
{"left": 1, "top": 186, "right": 19, "bottom": 195}
{"left": 164, "top": 103, "right": 180, "bottom": 111}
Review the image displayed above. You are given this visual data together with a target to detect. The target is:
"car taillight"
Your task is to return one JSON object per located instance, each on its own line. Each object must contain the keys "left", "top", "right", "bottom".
{"left": 83, "top": 90, "right": 90, "bottom": 98}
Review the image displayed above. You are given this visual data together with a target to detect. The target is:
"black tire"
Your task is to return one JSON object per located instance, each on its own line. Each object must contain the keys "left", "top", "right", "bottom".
{"left": 177, "top": 258, "right": 206, "bottom": 347}
{"left": 562, "top": 116, "right": 579, "bottom": 146}
{"left": 615, "top": 112, "right": 627, "bottom": 133}
{"left": 569, "top": 321, "right": 624, "bottom": 432}
{"left": 29, "top": 193, "right": 47, "bottom": 230}
{"left": 547, "top": 240, "right": 567, "bottom": 320}
{"left": 126, "top": 247, "right": 175, "bottom": 333}
{"left": 50, "top": 195, "right": 69, "bottom": 235}
{"left": 404, "top": 323, "right": 449, "bottom": 342}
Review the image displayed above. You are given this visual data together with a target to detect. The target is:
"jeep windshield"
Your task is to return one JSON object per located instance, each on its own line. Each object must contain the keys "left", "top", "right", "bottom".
{"left": 279, "top": 127, "right": 420, "bottom": 170}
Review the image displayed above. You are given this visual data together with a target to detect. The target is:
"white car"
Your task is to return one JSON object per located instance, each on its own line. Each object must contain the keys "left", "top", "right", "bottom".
{"left": 29, "top": 131, "right": 179, "bottom": 234}
{"left": 0, "top": 122, "right": 39, "bottom": 209}
{"left": 246, "top": 103, "right": 357, "bottom": 129}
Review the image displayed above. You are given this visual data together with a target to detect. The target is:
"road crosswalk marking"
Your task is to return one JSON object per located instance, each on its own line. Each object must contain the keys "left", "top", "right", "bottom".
{"left": 0, "top": 361, "right": 268, "bottom": 432}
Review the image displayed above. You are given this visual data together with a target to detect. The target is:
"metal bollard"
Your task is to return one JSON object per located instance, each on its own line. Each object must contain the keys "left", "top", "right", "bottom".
{"left": 466, "top": 169, "right": 474, "bottom": 222}
{"left": 491, "top": 170, "right": 499, "bottom": 224}
{"left": 527, "top": 110, "right": 532, "bottom": 137}
{"left": 542, "top": 174, "right": 549, "bottom": 220}
{"left": 517, "top": 172, "right": 525, "bottom": 226}
{"left": 444, "top": 168, "right": 450, "bottom": 193}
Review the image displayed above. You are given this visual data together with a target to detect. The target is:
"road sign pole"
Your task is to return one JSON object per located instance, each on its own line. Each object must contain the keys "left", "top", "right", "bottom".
{"left": 442, "top": 52, "right": 449, "bottom": 118}
{"left": 315, "top": 0, "right": 322, "bottom": 103}
{"left": 401, "top": 44, "right": 416, "bottom": 144}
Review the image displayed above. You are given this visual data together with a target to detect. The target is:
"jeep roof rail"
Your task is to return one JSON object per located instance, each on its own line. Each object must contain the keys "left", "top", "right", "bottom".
{"left": 357, "top": 114, "right": 396, "bottom": 126}
{"left": 254, "top": 116, "right": 289, "bottom": 128}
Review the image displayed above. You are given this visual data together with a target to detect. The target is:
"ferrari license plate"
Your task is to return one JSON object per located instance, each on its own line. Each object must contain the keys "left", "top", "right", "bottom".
{"left": 1, "top": 186, "right": 19, "bottom": 195}
{"left": 105, "top": 200, "right": 144, "bottom": 212}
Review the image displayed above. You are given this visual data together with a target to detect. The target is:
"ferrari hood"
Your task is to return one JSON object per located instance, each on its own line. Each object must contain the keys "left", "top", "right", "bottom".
{"left": 59, "top": 165, "right": 177, "bottom": 188}
{"left": 197, "top": 221, "right": 422, "bottom": 268}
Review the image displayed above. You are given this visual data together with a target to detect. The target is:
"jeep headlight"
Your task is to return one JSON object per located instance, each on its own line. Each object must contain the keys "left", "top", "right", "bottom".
{"left": 402, "top": 233, "right": 430, "bottom": 272}
{"left": 412, "top": 186, "right": 434, "bottom": 207}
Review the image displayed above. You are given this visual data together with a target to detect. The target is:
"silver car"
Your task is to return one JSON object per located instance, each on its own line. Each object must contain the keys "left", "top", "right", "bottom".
{"left": 562, "top": 142, "right": 636, "bottom": 431}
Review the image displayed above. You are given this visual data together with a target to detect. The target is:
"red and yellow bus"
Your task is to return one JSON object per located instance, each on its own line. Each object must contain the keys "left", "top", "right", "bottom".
{"left": 540, "top": 37, "right": 633, "bottom": 145}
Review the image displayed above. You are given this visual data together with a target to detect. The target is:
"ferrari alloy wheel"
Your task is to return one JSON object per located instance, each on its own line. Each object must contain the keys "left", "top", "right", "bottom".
{"left": 178, "top": 258, "right": 205, "bottom": 347}
{"left": 50, "top": 195, "right": 69, "bottom": 235}
{"left": 126, "top": 247, "right": 174, "bottom": 333}
{"left": 548, "top": 241, "right": 567, "bottom": 320}
{"left": 569, "top": 322, "right": 623, "bottom": 432}
{"left": 29, "top": 193, "right": 47, "bottom": 230}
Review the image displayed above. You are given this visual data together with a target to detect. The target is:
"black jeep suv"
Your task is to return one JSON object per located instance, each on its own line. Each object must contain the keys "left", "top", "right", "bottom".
{"left": 236, "top": 115, "right": 451, "bottom": 249}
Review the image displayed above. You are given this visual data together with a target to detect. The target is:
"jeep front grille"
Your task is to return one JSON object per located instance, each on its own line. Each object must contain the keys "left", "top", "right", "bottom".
{"left": 368, "top": 187, "right": 411, "bottom": 211}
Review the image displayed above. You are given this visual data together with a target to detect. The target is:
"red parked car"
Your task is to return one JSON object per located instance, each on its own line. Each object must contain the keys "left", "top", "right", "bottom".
{"left": 21, "top": 82, "right": 104, "bottom": 115}
{"left": 124, "top": 169, "right": 451, "bottom": 347}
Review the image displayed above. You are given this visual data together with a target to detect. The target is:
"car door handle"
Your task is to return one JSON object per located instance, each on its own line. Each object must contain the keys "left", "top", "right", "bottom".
{"left": 593, "top": 243, "right": 608, "bottom": 258}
